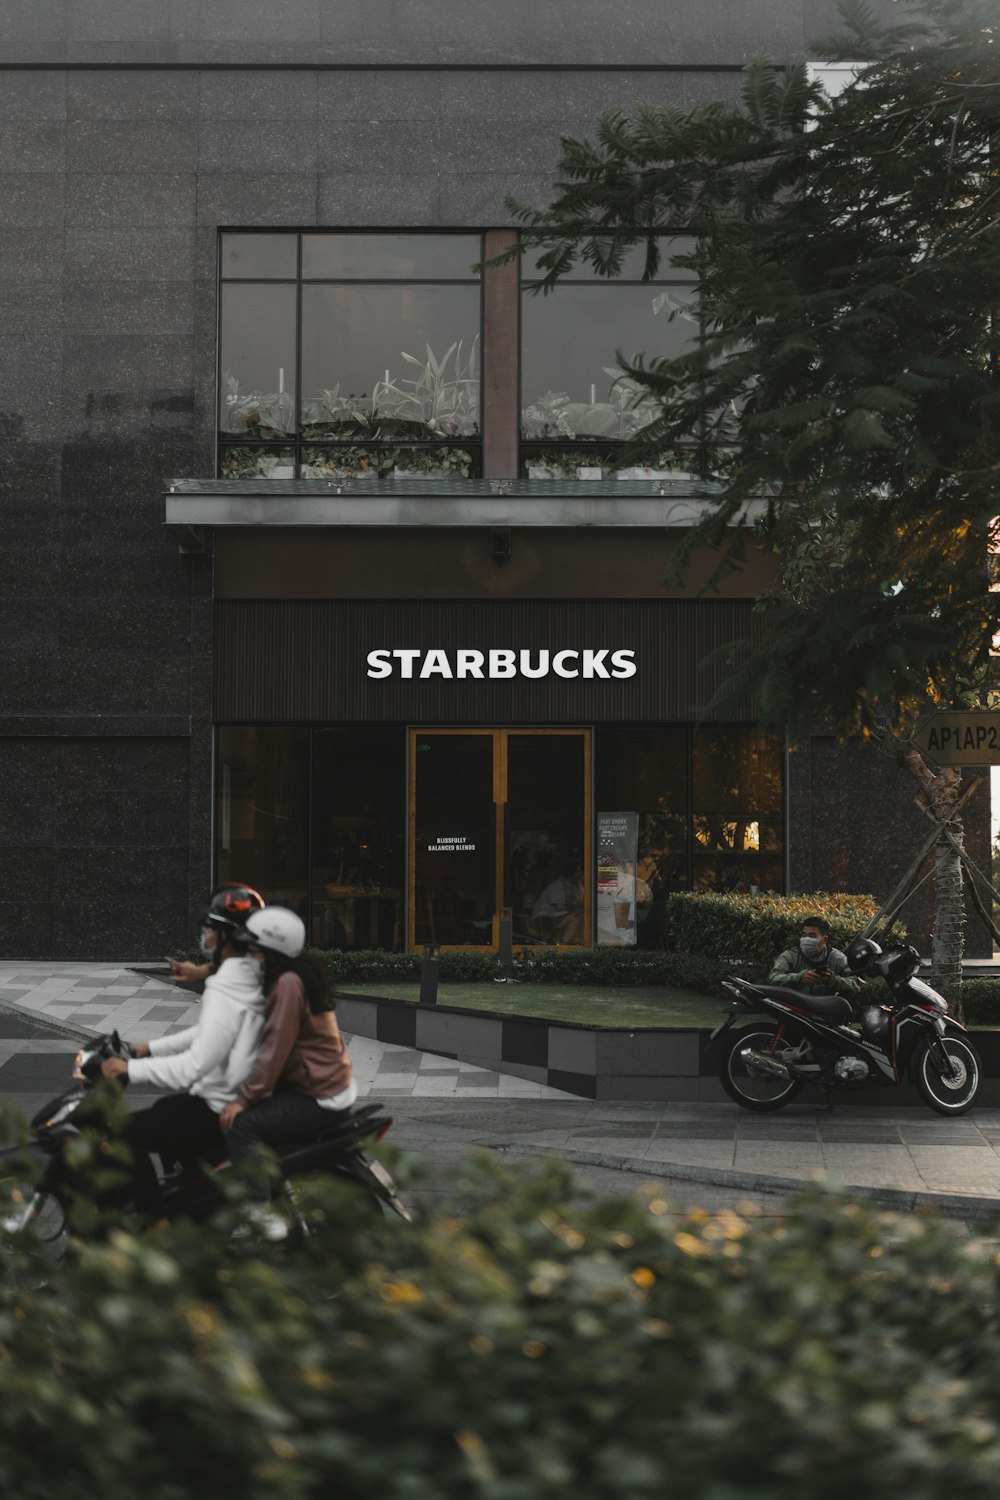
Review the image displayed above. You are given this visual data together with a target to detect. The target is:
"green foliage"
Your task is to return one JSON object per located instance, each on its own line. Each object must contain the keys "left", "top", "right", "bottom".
{"left": 659, "top": 890, "right": 889, "bottom": 975}
{"left": 6, "top": 1155, "right": 1000, "bottom": 1498}
{"left": 374, "top": 338, "right": 480, "bottom": 438}
{"left": 957, "top": 978, "right": 1000, "bottom": 1026}
{"left": 502, "top": 0, "right": 1000, "bottom": 735}
{"left": 310, "top": 945, "right": 730, "bottom": 996}
{"left": 219, "top": 446, "right": 295, "bottom": 479}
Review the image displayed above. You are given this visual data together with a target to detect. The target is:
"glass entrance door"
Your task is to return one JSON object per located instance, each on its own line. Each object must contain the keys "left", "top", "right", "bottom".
{"left": 411, "top": 731, "right": 497, "bottom": 948}
{"left": 410, "top": 729, "right": 590, "bottom": 949}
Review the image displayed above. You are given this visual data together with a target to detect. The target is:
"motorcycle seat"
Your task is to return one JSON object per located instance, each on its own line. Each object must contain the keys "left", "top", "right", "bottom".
{"left": 318, "top": 1101, "right": 385, "bottom": 1132}
{"left": 754, "top": 984, "right": 854, "bottom": 1024}
{"left": 273, "top": 1102, "right": 389, "bottom": 1157}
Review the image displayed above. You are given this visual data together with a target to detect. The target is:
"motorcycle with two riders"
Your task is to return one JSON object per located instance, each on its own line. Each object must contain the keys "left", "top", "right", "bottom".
{"left": 0, "top": 1029, "right": 411, "bottom": 1277}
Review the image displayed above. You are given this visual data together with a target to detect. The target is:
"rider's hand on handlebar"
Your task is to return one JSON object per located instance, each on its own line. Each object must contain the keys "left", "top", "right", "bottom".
{"left": 100, "top": 1056, "right": 129, "bottom": 1080}
{"left": 128, "top": 1042, "right": 151, "bottom": 1058}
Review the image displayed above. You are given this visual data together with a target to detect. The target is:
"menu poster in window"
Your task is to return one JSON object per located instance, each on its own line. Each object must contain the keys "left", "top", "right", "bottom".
{"left": 596, "top": 811, "right": 639, "bottom": 947}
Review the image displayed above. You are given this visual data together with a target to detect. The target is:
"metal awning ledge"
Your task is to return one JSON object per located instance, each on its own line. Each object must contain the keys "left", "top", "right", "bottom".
{"left": 164, "top": 476, "right": 758, "bottom": 530}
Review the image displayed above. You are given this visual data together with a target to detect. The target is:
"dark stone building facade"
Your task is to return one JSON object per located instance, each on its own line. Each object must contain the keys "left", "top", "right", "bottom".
{"left": 0, "top": 0, "right": 986, "bottom": 959}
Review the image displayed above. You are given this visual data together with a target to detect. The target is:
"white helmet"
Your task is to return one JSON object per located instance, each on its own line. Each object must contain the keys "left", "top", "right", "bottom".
{"left": 240, "top": 906, "right": 305, "bottom": 959}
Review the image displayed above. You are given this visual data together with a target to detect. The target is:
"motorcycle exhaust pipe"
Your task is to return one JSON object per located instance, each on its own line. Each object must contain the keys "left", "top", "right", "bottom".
{"left": 740, "top": 1046, "right": 791, "bottom": 1082}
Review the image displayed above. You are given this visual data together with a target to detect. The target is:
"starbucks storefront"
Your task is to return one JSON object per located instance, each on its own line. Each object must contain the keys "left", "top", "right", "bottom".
{"left": 212, "top": 598, "right": 784, "bottom": 951}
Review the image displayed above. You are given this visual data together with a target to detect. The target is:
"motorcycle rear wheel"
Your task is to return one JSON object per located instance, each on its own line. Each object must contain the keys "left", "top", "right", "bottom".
{"left": 720, "top": 1026, "right": 803, "bottom": 1113}
{"left": 914, "top": 1035, "right": 982, "bottom": 1115}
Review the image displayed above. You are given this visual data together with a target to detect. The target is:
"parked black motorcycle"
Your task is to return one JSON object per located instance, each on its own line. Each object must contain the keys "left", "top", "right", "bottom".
{"left": 0, "top": 1030, "right": 411, "bottom": 1268}
{"left": 712, "top": 938, "right": 982, "bottom": 1114}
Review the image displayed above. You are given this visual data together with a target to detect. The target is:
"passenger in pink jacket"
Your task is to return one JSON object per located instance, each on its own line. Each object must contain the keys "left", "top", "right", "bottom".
{"left": 220, "top": 906, "right": 356, "bottom": 1181}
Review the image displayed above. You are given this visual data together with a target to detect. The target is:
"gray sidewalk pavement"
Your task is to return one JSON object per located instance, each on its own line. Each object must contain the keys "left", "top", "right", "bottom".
{"left": 2, "top": 960, "right": 1000, "bottom": 1219}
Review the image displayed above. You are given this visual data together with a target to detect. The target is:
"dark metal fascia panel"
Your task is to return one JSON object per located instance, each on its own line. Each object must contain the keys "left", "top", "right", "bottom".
{"left": 214, "top": 599, "right": 762, "bottom": 722}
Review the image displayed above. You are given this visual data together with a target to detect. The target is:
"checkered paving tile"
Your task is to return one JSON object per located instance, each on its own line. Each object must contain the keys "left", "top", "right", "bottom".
{"left": 0, "top": 962, "right": 575, "bottom": 1100}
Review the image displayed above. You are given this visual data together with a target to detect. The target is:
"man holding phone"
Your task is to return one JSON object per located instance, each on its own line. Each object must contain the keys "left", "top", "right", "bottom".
{"left": 769, "top": 915, "right": 860, "bottom": 998}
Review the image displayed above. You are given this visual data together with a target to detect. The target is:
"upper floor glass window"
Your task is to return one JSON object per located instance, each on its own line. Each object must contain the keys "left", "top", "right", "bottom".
{"left": 219, "top": 231, "right": 482, "bottom": 480}
{"left": 520, "top": 239, "right": 702, "bottom": 481}
{"left": 217, "top": 230, "right": 709, "bottom": 482}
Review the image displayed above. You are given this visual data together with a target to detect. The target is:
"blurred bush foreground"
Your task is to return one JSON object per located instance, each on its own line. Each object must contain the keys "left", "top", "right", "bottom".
{"left": 4, "top": 1150, "right": 1000, "bottom": 1498}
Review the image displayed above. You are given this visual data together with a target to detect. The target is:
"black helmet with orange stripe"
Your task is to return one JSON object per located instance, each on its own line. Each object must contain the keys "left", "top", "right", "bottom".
{"left": 204, "top": 884, "right": 265, "bottom": 936}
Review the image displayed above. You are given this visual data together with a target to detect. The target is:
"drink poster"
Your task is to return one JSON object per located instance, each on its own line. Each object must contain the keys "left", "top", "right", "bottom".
{"left": 596, "top": 810, "right": 639, "bottom": 947}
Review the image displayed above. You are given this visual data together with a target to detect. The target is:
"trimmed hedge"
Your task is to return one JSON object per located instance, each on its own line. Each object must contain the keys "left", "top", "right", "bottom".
{"left": 311, "top": 945, "right": 731, "bottom": 996}
{"left": 660, "top": 890, "right": 893, "bottom": 974}
{"left": 6, "top": 1154, "right": 1000, "bottom": 1498}
{"left": 958, "top": 978, "right": 1000, "bottom": 1025}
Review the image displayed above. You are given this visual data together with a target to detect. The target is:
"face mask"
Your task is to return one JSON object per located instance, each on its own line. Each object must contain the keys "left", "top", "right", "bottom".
{"left": 800, "top": 935, "right": 825, "bottom": 961}
{"left": 199, "top": 928, "right": 216, "bottom": 957}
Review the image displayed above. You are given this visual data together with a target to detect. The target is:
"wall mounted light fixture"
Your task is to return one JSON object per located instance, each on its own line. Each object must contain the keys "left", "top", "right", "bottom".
{"left": 490, "top": 526, "right": 512, "bottom": 566}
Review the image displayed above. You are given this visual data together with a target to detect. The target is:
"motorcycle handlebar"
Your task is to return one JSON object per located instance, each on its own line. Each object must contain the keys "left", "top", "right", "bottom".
{"left": 76, "top": 1031, "right": 131, "bottom": 1081}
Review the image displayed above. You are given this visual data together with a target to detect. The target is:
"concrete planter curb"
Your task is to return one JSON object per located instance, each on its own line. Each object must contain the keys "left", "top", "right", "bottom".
{"left": 338, "top": 990, "right": 1000, "bottom": 1110}
{"left": 335, "top": 990, "right": 1000, "bottom": 1105}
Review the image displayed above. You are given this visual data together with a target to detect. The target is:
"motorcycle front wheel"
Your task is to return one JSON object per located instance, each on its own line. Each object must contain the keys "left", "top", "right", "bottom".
{"left": 0, "top": 1169, "right": 70, "bottom": 1288}
{"left": 914, "top": 1035, "right": 982, "bottom": 1115}
{"left": 719, "top": 1026, "right": 803, "bottom": 1113}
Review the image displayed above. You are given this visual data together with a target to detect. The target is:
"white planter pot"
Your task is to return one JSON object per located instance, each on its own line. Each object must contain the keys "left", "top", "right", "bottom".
{"left": 268, "top": 465, "right": 295, "bottom": 479}
{"left": 617, "top": 467, "right": 693, "bottom": 481}
{"left": 575, "top": 466, "right": 603, "bottom": 480}
{"left": 614, "top": 468, "right": 692, "bottom": 480}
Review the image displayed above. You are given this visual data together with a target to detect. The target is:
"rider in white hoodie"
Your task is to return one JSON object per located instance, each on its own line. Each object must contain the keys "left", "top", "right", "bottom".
{"left": 101, "top": 885, "right": 268, "bottom": 1217}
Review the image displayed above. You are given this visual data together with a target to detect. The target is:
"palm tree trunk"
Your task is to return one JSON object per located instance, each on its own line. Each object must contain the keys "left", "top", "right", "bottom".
{"left": 901, "top": 745, "right": 965, "bottom": 1019}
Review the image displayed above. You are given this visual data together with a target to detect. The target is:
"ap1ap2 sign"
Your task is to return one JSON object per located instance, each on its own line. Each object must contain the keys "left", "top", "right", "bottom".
{"left": 913, "top": 712, "right": 1000, "bottom": 765}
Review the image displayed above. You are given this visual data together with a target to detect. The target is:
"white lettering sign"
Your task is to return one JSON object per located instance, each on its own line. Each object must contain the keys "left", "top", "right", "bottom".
{"left": 427, "top": 836, "right": 478, "bottom": 854}
{"left": 366, "top": 648, "right": 636, "bottom": 680}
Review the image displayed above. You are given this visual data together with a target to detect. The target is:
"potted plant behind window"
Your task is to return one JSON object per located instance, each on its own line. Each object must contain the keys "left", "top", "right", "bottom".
{"left": 373, "top": 339, "right": 480, "bottom": 477}
{"left": 300, "top": 446, "right": 382, "bottom": 479}
{"left": 391, "top": 446, "right": 474, "bottom": 479}
{"left": 221, "top": 371, "right": 296, "bottom": 476}
{"left": 522, "top": 390, "right": 591, "bottom": 477}
{"left": 523, "top": 373, "right": 698, "bottom": 480}
{"left": 522, "top": 385, "right": 624, "bottom": 478}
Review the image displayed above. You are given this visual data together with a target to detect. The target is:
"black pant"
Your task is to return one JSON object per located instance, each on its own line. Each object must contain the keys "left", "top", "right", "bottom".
{"left": 226, "top": 1092, "right": 339, "bottom": 1198}
{"left": 121, "top": 1094, "right": 225, "bottom": 1217}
